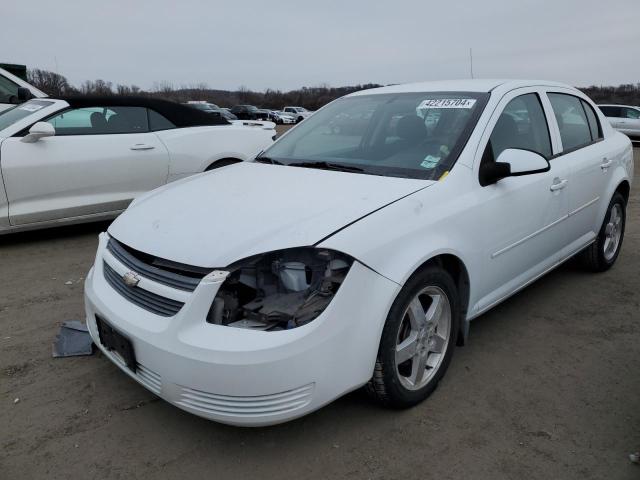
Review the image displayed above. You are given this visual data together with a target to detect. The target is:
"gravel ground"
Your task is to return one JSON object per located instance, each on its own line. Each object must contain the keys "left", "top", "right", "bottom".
{"left": 0, "top": 147, "right": 638, "bottom": 480}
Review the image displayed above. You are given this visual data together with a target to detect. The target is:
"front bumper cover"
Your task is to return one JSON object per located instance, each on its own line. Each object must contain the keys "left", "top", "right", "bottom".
{"left": 85, "top": 233, "right": 400, "bottom": 426}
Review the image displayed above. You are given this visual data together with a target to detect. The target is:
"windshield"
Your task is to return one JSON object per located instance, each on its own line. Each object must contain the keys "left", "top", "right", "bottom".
{"left": 263, "top": 92, "right": 488, "bottom": 179}
{"left": 0, "top": 100, "right": 54, "bottom": 131}
{"left": 0, "top": 74, "right": 20, "bottom": 104}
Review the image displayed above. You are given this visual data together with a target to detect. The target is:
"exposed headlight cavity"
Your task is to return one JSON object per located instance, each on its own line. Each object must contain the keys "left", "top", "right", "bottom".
{"left": 207, "top": 248, "right": 353, "bottom": 330}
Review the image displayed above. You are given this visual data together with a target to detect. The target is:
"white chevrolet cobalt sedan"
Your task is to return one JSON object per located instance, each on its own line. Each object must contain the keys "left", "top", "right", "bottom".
{"left": 85, "top": 80, "right": 633, "bottom": 426}
{"left": 0, "top": 97, "right": 275, "bottom": 234}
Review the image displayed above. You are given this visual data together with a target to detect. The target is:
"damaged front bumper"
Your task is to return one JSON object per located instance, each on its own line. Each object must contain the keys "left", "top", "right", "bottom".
{"left": 84, "top": 233, "right": 400, "bottom": 426}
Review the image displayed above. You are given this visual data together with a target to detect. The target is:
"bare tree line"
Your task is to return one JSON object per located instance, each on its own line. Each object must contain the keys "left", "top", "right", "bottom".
{"left": 25, "top": 68, "right": 382, "bottom": 110}
{"left": 26, "top": 68, "right": 639, "bottom": 109}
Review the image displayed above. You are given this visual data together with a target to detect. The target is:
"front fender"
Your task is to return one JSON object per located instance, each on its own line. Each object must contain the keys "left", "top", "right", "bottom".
{"left": 318, "top": 167, "right": 483, "bottom": 316}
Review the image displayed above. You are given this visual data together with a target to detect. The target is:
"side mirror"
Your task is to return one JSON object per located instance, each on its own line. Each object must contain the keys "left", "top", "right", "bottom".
{"left": 21, "top": 122, "right": 55, "bottom": 143}
{"left": 480, "top": 148, "right": 550, "bottom": 186}
{"left": 17, "top": 87, "right": 33, "bottom": 102}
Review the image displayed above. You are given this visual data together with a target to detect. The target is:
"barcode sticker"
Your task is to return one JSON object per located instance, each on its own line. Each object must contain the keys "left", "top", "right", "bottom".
{"left": 418, "top": 98, "right": 476, "bottom": 109}
{"left": 18, "top": 104, "right": 44, "bottom": 112}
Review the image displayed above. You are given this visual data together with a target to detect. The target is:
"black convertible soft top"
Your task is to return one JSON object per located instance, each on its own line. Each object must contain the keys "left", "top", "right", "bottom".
{"left": 62, "top": 96, "right": 230, "bottom": 127}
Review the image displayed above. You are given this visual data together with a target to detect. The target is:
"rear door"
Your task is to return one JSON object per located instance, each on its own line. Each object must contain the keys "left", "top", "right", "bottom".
{"left": 1, "top": 105, "right": 169, "bottom": 225}
{"left": 546, "top": 92, "right": 610, "bottom": 249}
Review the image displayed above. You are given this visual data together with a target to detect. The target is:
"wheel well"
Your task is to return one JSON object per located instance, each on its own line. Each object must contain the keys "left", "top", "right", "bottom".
{"left": 616, "top": 180, "right": 630, "bottom": 205}
{"left": 205, "top": 158, "right": 242, "bottom": 171}
{"left": 416, "top": 254, "right": 470, "bottom": 346}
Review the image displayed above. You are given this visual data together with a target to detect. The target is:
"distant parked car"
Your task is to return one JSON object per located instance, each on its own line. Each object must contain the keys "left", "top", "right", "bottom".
{"left": 184, "top": 103, "right": 238, "bottom": 121}
{"left": 598, "top": 104, "right": 640, "bottom": 139}
{"left": 230, "top": 105, "right": 259, "bottom": 120}
{"left": 282, "top": 106, "right": 314, "bottom": 123}
{"left": 255, "top": 109, "right": 273, "bottom": 121}
{"left": 272, "top": 111, "right": 296, "bottom": 124}
{"left": 0, "top": 97, "right": 275, "bottom": 234}
{"left": 184, "top": 101, "right": 221, "bottom": 112}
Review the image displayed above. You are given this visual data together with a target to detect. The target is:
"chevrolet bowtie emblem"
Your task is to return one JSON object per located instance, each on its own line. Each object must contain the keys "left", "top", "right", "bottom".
{"left": 122, "top": 271, "right": 141, "bottom": 287}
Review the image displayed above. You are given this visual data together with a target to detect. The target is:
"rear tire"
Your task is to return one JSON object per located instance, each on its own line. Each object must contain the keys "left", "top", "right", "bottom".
{"left": 580, "top": 192, "right": 626, "bottom": 272}
{"left": 366, "top": 265, "right": 460, "bottom": 408}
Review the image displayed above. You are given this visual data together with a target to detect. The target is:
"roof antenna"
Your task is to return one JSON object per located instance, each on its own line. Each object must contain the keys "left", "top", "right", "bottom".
{"left": 469, "top": 48, "right": 474, "bottom": 79}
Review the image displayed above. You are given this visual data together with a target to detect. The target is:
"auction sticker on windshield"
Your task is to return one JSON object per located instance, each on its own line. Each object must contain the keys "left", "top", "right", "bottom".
{"left": 18, "top": 104, "right": 45, "bottom": 112}
{"left": 418, "top": 98, "right": 477, "bottom": 109}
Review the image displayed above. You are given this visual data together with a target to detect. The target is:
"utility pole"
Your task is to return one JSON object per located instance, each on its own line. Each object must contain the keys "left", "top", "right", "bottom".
{"left": 469, "top": 48, "right": 474, "bottom": 79}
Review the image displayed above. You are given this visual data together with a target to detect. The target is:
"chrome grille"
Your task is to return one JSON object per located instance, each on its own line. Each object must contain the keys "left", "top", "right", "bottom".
{"left": 107, "top": 238, "right": 208, "bottom": 292}
{"left": 103, "top": 261, "right": 184, "bottom": 317}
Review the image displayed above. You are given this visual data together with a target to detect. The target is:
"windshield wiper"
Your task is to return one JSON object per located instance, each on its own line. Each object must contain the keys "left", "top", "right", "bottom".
{"left": 254, "top": 156, "right": 284, "bottom": 165}
{"left": 288, "top": 161, "right": 365, "bottom": 173}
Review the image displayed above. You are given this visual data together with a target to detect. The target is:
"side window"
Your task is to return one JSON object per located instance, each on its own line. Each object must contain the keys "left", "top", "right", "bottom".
{"left": 599, "top": 106, "right": 621, "bottom": 117}
{"left": 0, "top": 74, "right": 20, "bottom": 103}
{"left": 622, "top": 107, "right": 640, "bottom": 119}
{"left": 548, "top": 93, "right": 592, "bottom": 151}
{"left": 489, "top": 93, "right": 552, "bottom": 160}
{"left": 581, "top": 100, "right": 602, "bottom": 141}
{"left": 148, "top": 109, "right": 175, "bottom": 131}
{"left": 46, "top": 106, "right": 149, "bottom": 135}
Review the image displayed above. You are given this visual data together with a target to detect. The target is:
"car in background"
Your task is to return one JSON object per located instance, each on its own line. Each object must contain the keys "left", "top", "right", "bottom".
{"left": 282, "top": 106, "right": 314, "bottom": 123}
{"left": 272, "top": 111, "right": 296, "bottom": 124}
{"left": 0, "top": 66, "right": 47, "bottom": 113}
{"left": 84, "top": 79, "right": 632, "bottom": 426}
{"left": 184, "top": 102, "right": 238, "bottom": 121}
{"left": 598, "top": 104, "right": 640, "bottom": 139}
{"left": 230, "top": 105, "right": 259, "bottom": 120}
{"left": 255, "top": 109, "right": 273, "bottom": 121}
{"left": 184, "top": 101, "right": 221, "bottom": 111}
{"left": 0, "top": 97, "right": 275, "bottom": 234}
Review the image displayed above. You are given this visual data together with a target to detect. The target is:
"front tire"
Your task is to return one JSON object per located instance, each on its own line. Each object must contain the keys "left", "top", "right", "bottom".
{"left": 580, "top": 192, "right": 626, "bottom": 272}
{"left": 366, "top": 265, "right": 460, "bottom": 408}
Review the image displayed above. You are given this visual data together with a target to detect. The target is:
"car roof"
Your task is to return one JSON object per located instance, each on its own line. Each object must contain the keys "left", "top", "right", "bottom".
{"left": 62, "top": 96, "right": 229, "bottom": 126}
{"left": 347, "top": 79, "right": 574, "bottom": 96}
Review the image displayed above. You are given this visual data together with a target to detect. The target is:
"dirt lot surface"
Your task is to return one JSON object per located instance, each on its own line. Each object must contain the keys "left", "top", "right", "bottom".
{"left": 1, "top": 148, "right": 638, "bottom": 480}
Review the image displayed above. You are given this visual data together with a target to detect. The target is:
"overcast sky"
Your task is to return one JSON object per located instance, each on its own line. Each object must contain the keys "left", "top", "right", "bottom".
{"left": 3, "top": 0, "right": 639, "bottom": 91}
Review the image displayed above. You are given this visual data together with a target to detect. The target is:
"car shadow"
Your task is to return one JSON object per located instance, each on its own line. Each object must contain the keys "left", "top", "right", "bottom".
{"left": 0, "top": 220, "right": 111, "bottom": 247}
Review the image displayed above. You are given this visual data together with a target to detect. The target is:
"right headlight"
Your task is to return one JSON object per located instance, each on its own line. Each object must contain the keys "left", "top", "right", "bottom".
{"left": 207, "top": 247, "right": 353, "bottom": 331}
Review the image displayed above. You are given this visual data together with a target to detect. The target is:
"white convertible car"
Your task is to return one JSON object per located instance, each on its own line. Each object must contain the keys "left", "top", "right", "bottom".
{"left": 0, "top": 97, "right": 275, "bottom": 233}
{"left": 85, "top": 80, "right": 633, "bottom": 426}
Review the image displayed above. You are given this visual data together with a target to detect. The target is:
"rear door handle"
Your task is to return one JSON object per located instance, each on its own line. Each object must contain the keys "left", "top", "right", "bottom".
{"left": 130, "top": 144, "right": 155, "bottom": 151}
{"left": 550, "top": 179, "right": 568, "bottom": 192}
{"left": 601, "top": 158, "right": 613, "bottom": 169}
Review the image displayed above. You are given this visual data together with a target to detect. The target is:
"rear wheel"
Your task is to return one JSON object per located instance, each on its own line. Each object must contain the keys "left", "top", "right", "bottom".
{"left": 580, "top": 192, "right": 626, "bottom": 272}
{"left": 366, "top": 266, "right": 460, "bottom": 408}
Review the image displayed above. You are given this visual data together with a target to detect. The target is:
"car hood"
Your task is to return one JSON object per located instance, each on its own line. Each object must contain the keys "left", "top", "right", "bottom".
{"left": 108, "top": 162, "right": 433, "bottom": 267}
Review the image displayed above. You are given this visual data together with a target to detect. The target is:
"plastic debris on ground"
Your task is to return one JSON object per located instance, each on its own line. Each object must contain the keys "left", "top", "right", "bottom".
{"left": 52, "top": 321, "right": 94, "bottom": 357}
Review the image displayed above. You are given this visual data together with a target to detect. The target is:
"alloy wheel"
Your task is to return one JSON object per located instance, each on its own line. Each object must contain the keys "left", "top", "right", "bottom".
{"left": 395, "top": 286, "right": 451, "bottom": 391}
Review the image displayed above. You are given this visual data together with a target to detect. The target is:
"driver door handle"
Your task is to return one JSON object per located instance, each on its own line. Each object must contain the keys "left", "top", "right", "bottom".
{"left": 130, "top": 144, "right": 155, "bottom": 151}
{"left": 550, "top": 179, "right": 568, "bottom": 192}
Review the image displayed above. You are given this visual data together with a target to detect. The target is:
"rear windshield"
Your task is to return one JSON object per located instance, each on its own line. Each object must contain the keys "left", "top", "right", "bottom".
{"left": 0, "top": 100, "right": 54, "bottom": 131}
{"left": 263, "top": 92, "right": 488, "bottom": 180}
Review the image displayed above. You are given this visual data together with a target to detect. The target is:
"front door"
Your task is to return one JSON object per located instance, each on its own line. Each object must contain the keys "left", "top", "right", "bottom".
{"left": 472, "top": 89, "right": 571, "bottom": 311}
{"left": 1, "top": 106, "right": 169, "bottom": 226}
